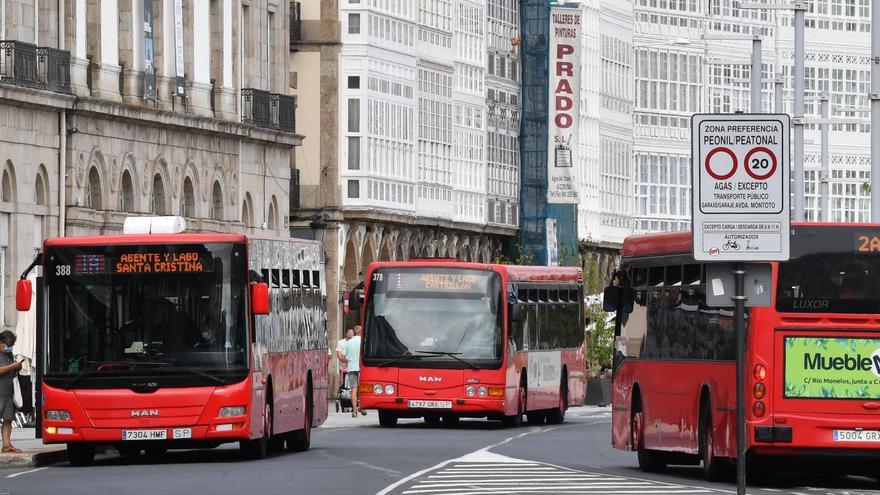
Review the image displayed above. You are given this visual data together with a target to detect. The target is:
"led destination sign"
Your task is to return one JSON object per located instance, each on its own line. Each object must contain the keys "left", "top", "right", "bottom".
{"left": 376, "top": 269, "right": 491, "bottom": 294}
{"left": 72, "top": 251, "right": 210, "bottom": 275}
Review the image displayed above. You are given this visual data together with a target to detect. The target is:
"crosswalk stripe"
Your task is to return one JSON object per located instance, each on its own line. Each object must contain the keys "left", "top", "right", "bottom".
{"left": 394, "top": 460, "right": 718, "bottom": 494}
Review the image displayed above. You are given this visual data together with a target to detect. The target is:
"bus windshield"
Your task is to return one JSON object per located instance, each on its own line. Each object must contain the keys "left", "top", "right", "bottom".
{"left": 45, "top": 242, "right": 248, "bottom": 387}
{"left": 363, "top": 267, "right": 503, "bottom": 368}
{"left": 777, "top": 226, "right": 880, "bottom": 314}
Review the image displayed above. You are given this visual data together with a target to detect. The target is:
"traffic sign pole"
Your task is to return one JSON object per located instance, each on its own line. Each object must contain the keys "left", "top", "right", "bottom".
{"left": 733, "top": 263, "right": 747, "bottom": 495}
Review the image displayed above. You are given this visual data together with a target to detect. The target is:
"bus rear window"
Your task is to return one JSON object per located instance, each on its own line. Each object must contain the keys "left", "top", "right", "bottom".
{"left": 777, "top": 254, "right": 880, "bottom": 314}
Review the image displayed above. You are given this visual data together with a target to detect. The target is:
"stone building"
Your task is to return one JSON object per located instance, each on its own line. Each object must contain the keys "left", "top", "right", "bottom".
{"left": 1, "top": 0, "right": 301, "bottom": 332}
{"left": 290, "top": 0, "right": 518, "bottom": 348}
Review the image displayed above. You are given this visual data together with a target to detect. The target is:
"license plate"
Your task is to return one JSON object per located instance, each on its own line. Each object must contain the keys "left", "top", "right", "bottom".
{"left": 121, "top": 429, "right": 167, "bottom": 441}
{"left": 833, "top": 430, "right": 880, "bottom": 442}
{"left": 172, "top": 428, "right": 192, "bottom": 439}
{"left": 408, "top": 400, "right": 452, "bottom": 409}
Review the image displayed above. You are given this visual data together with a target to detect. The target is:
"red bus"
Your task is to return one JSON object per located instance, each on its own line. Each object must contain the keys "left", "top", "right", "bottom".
{"left": 16, "top": 217, "right": 328, "bottom": 465}
{"left": 607, "top": 223, "right": 880, "bottom": 480}
{"left": 353, "top": 261, "right": 587, "bottom": 427}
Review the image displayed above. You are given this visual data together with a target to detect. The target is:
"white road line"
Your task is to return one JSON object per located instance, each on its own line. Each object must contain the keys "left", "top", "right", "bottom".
{"left": 6, "top": 467, "right": 48, "bottom": 479}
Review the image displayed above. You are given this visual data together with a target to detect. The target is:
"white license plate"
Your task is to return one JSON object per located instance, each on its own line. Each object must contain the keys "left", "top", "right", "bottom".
{"left": 172, "top": 428, "right": 192, "bottom": 439}
{"left": 833, "top": 430, "right": 880, "bottom": 442}
{"left": 121, "top": 429, "right": 167, "bottom": 441}
{"left": 408, "top": 400, "right": 452, "bottom": 409}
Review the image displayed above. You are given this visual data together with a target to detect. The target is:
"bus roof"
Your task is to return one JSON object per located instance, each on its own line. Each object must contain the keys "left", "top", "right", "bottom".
{"left": 45, "top": 233, "right": 249, "bottom": 247}
{"left": 621, "top": 222, "right": 880, "bottom": 258}
{"left": 368, "top": 261, "right": 582, "bottom": 283}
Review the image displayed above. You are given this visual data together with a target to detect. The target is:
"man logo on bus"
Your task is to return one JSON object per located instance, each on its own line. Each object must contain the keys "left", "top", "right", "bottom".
{"left": 419, "top": 376, "right": 442, "bottom": 383}
{"left": 131, "top": 409, "right": 159, "bottom": 417}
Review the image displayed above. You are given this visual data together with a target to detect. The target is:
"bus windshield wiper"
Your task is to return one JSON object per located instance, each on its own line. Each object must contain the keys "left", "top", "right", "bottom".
{"left": 158, "top": 366, "right": 226, "bottom": 385}
{"left": 375, "top": 354, "right": 426, "bottom": 367}
{"left": 415, "top": 351, "right": 480, "bottom": 369}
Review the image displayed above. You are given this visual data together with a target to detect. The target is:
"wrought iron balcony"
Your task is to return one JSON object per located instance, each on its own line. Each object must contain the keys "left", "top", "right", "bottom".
{"left": 242, "top": 89, "right": 296, "bottom": 133}
{"left": 242, "top": 88, "right": 272, "bottom": 128}
{"left": 0, "top": 40, "right": 70, "bottom": 93}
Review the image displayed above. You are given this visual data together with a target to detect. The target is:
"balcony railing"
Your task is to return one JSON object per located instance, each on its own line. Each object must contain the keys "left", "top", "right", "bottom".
{"left": 290, "top": 1, "right": 302, "bottom": 43}
{"left": 242, "top": 89, "right": 296, "bottom": 133}
{"left": 242, "top": 88, "right": 272, "bottom": 128}
{"left": 0, "top": 41, "right": 70, "bottom": 93}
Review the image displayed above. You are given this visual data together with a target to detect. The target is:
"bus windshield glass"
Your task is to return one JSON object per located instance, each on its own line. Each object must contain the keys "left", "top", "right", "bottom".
{"left": 363, "top": 267, "right": 503, "bottom": 368}
{"left": 777, "top": 226, "right": 880, "bottom": 313}
{"left": 45, "top": 243, "right": 248, "bottom": 386}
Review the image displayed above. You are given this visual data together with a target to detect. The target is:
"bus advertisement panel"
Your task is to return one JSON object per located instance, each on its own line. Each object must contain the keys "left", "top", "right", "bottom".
{"left": 355, "top": 261, "right": 586, "bottom": 427}
{"left": 18, "top": 223, "right": 328, "bottom": 465}
{"left": 607, "top": 224, "right": 880, "bottom": 481}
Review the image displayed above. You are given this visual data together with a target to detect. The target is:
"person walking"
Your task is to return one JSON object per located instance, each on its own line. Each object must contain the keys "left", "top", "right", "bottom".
{"left": 0, "top": 331, "right": 22, "bottom": 454}
{"left": 344, "top": 326, "right": 366, "bottom": 417}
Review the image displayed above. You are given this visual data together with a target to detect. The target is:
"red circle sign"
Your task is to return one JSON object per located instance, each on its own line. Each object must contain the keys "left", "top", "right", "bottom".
{"left": 705, "top": 147, "right": 738, "bottom": 180}
{"left": 743, "top": 147, "right": 777, "bottom": 181}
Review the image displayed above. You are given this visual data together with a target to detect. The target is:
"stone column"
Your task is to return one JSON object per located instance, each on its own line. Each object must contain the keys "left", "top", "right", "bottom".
{"left": 214, "top": 0, "right": 237, "bottom": 120}
{"left": 94, "top": 0, "right": 122, "bottom": 101}
{"left": 186, "top": 0, "right": 212, "bottom": 116}
{"left": 118, "top": 0, "right": 145, "bottom": 105}
{"left": 70, "top": 0, "right": 91, "bottom": 96}
{"left": 154, "top": 0, "right": 177, "bottom": 110}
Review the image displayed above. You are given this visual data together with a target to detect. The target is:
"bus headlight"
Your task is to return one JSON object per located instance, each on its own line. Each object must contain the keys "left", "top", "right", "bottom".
{"left": 45, "top": 410, "right": 71, "bottom": 421}
{"left": 219, "top": 406, "right": 246, "bottom": 417}
{"left": 477, "top": 386, "right": 488, "bottom": 397}
{"left": 465, "top": 386, "right": 476, "bottom": 397}
{"left": 373, "top": 384, "right": 384, "bottom": 395}
{"left": 384, "top": 384, "right": 395, "bottom": 395}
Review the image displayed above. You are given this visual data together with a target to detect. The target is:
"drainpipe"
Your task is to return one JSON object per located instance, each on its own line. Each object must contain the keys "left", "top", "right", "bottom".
{"left": 59, "top": 110, "right": 66, "bottom": 237}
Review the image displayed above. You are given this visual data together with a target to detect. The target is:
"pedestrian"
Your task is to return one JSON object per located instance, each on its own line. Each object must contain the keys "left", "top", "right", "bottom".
{"left": 0, "top": 330, "right": 23, "bottom": 454}
{"left": 344, "top": 326, "right": 367, "bottom": 417}
{"left": 336, "top": 328, "right": 354, "bottom": 371}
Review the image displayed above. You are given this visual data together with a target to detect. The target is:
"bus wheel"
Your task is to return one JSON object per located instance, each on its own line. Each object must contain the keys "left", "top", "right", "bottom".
{"left": 632, "top": 409, "right": 665, "bottom": 472}
{"left": 546, "top": 379, "right": 567, "bottom": 425}
{"left": 144, "top": 446, "right": 167, "bottom": 459}
{"left": 67, "top": 443, "right": 95, "bottom": 466}
{"left": 424, "top": 414, "right": 442, "bottom": 427}
{"left": 700, "top": 406, "right": 725, "bottom": 481}
{"left": 442, "top": 414, "right": 460, "bottom": 427}
{"left": 118, "top": 445, "right": 141, "bottom": 458}
{"left": 287, "top": 394, "right": 312, "bottom": 452}
{"left": 503, "top": 385, "right": 525, "bottom": 427}
{"left": 241, "top": 402, "right": 271, "bottom": 459}
{"left": 378, "top": 410, "right": 398, "bottom": 427}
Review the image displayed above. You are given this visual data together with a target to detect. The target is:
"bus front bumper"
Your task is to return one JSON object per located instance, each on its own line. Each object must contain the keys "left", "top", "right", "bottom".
{"left": 41, "top": 423, "right": 251, "bottom": 445}
{"left": 359, "top": 396, "right": 506, "bottom": 417}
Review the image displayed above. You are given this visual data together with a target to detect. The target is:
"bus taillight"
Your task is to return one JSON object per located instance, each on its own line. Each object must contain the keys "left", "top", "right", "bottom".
{"left": 753, "top": 401, "right": 766, "bottom": 418}
{"left": 753, "top": 364, "right": 766, "bottom": 381}
{"left": 753, "top": 382, "right": 766, "bottom": 400}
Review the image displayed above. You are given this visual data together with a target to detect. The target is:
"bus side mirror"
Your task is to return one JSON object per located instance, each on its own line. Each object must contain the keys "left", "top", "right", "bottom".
{"left": 602, "top": 285, "right": 620, "bottom": 312}
{"left": 16, "top": 279, "right": 32, "bottom": 312}
{"left": 584, "top": 315, "right": 591, "bottom": 328}
{"left": 509, "top": 304, "right": 522, "bottom": 322}
{"left": 251, "top": 283, "right": 270, "bottom": 315}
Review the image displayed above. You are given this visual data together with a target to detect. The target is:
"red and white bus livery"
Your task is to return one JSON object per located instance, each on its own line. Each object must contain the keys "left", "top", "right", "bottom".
{"left": 354, "top": 261, "right": 587, "bottom": 427}
{"left": 16, "top": 217, "right": 328, "bottom": 465}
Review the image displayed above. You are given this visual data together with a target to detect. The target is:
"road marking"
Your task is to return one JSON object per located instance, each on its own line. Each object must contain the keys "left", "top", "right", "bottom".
{"left": 6, "top": 467, "right": 48, "bottom": 479}
{"left": 317, "top": 449, "right": 402, "bottom": 478}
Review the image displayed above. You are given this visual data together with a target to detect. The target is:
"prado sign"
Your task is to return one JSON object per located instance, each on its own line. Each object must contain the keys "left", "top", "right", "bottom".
{"left": 547, "top": 6, "right": 580, "bottom": 204}
{"left": 691, "top": 114, "right": 791, "bottom": 261}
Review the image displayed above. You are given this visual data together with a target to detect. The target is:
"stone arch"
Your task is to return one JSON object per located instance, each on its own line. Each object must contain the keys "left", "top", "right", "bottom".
{"left": 267, "top": 195, "right": 279, "bottom": 231}
{"left": 86, "top": 149, "right": 108, "bottom": 209}
{"left": 362, "top": 234, "right": 377, "bottom": 276}
{"left": 151, "top": 172, "right": 169, "bottom": 215}
{"left": 210, "top": 180, "right": 225, "bottom": 221}
{"left": 242, "top": 192, "right": 254, "bottom": 227}
{"left": 181, "top": 176, "right": 195, "bottom": 217}
{"left": 118, "top": 155, "right": 138, "bottom": 212}
{"left": 1, "top": 160, "right": 16, "bottom": 203}
{"left": 379, "top": 238, "right": 393, "bottom": 262}
{"left": 35, "top": 164, "right": 49, "bottom": 206}
{"left": 342, "top": 235, "right": 360, "bottom": 289}
{"left": 481, "top": 247, "right": 492, "bottom": 264}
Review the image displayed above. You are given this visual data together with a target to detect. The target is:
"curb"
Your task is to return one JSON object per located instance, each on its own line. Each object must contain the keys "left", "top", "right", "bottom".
{"left": 0, "top": 447, "right": 66, "bottom": 468}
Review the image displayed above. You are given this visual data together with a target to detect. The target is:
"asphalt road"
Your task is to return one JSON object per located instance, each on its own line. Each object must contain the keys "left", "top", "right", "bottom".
{"left": 2, "top": 407, "right": 880, "bottom": 495}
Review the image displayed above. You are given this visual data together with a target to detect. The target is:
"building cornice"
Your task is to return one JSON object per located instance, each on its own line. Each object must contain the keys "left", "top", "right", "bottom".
{"left": 72, "top": 97, "right": 304, "bottom": 147}
{"left": 0, "top": 84, "right": 76, "bottom": 111}
{"left": 341, "top": 208, "right": 518, "bottom": 237}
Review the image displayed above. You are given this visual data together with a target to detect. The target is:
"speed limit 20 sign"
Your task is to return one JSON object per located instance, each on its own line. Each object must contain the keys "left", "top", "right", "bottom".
{"left": 692, "top": 114, "right": 790, "bottom": 262}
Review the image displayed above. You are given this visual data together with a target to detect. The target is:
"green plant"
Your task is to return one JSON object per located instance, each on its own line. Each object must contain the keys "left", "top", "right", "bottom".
{"left": 585, "top": 303, "right": 613, "bottom": 373}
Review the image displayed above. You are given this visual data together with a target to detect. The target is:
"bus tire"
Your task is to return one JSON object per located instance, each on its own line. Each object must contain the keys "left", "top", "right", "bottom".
{"left": 287, "top": 388, "right": 312, "bottom": 452}
{"left": 503, "top": 379, "right": 526, "bottom": 427}
{"left": 424, "top": 414, "right": 442, "bottom": 427}
{"left": 67, "top": 443, "right": 95, "bottom": 466}
{"left": 442, "top": 414, "right": 459, "bottom": 427}
{"left": 378, "top": 411, "right": 398, "bottom": 427}
{"left": 700, "top": 401, "right": 725, "bottom": 481}
{"left": 526, "top": 412, "right": 546, "bottom": 425}
{"left": 632, "top": 396, "right": 665, "bottom": 472}
{"left": 241, "top": 401, "right": 272, "bottom": 459}
{"left": 546, "top": 373, "right": 568, "bottom": 425}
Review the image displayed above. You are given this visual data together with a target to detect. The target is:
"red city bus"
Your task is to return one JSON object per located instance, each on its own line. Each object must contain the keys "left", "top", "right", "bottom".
{"left": 607, "top": 223, "right": 880, "bottom": 480}
{"left": 353, "top": 261, "right": 587, "bottom": 427}
{"left": 16, "top": 217, "right": 328, "bottom": 465}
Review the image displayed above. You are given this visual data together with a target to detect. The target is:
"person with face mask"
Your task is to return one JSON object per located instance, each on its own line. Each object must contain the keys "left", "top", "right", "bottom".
{"left": 0, "top": 330, "right": 22, "bottom": 453}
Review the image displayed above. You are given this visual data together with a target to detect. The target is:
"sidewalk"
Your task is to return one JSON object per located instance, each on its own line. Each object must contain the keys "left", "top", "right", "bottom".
{"left": 0, "top": 428, "right": 66, "bottom": 469}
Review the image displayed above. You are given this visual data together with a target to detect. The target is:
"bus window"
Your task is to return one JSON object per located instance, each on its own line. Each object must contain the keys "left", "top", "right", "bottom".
{"left": 665, "top": 265, "right": 682, "bottom": 286}
{"left": 549, "top": 288, "right": 559, "bottom": 302}
{"left": 648, "top": 266, "right": 664, "bottom": 286}
{"left": 525, "top": 304, "right": 538, "bottom": 351}
{"left": 282, "top": 269, "right": 290, "bottom": 288}
{"left": 312, "top": 270, "right": 321, "bottom": 289}
{"left": 618, "top": 289, "right": 647, "bottom": 359}
{"left": 271, "top": 269, "right": 281, "bottom": 288}
{"left": 302, "top": 270, "right": 311, "bottom": 289}
{"left": 538, "top": 288, "right": 549, "bottom": 303}
{"left": 261, "top": 269, "right": 270, "bottom": 285}
{"left": 633, "top": 267, "right": 648, "bottom": 287}
{"left": 291, "top": 269, "right": 301, "bottom": 288}
{"left": 683, "top": 264, "right": 701, "bottom": 285}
